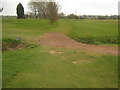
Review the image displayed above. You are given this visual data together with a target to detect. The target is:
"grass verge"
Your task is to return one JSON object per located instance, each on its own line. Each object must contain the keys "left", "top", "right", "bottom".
{"left": 3, "top": 46, "right": 118, "bottom": 88}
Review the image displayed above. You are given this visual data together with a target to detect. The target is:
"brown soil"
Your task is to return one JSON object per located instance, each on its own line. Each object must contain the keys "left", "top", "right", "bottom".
{"left": 3, "top": 43, "right": 26, "bottom": 51}
{"left": 39, "top": 32, "right": 118, "bottom": 55}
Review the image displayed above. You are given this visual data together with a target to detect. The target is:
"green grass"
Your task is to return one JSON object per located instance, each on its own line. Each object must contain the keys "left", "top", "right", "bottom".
{"left": 2, "top": 18, "right": 118, "bottom": 88}
{"left": 66, "top": 19, "right": 118, "bottom": 44}
{"left": 3, "top": 46, "right": 118, "bottom": 88}
{"left": 3, "top": 18, "right": 118, "bottom": 44}
{"left": 3, "top": 18, "right": 58, "bottom": 41}
{"left": 2, "top": 38, "right": 38, "bottom": 51}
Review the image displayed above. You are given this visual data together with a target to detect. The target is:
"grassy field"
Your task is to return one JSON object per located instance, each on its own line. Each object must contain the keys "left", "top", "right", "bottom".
{"left": 67, "top": 19, "right": 118, "bottom": 44}
{"left": 2, "top": 18, "right": 57, "bottom": 41}
{"left": 2, "top": 18, "right": 118, "bottom": 88}
{"left": 3, "top": 18, "right": 118, "bottom": 44}
{"left": 3, "top": 46, "right": 118, "bottom": 88}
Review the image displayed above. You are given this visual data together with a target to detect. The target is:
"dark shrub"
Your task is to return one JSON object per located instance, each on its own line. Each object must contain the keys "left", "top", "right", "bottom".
{"left": 16, "top": 3, "right": 24, "bottom": 19}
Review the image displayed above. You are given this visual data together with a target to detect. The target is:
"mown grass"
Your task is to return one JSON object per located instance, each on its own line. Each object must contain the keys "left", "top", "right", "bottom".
{"left": 3, "top": 18, "right": 118, "bottom": 45}
{"left": 3, "top": 46, "right": 118, "bottom": 88}
{"left": 67, "top": 19, "right": 118, "bottom": 44}
{"left": 2, "top": 18, "right": 58, "bottom": 41}
{"left": 2, "top": 18, "right": 118, "bottom": 88}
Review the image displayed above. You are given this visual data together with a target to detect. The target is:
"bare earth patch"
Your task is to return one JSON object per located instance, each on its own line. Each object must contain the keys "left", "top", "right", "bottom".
{"left": 39, "top": 32, "right": 118, "bottom": 55}
{"left": 3, "top": 43, "right": 26, "bottom": 51}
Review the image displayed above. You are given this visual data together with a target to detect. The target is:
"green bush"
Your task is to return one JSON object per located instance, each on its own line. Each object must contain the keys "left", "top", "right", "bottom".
{"left": 93, "top": 41, "right": 101, "bottom": 45}
{"left": 71, "top": 36, "right": 119, "bottom": 45}
{"left": 2, "top": 38, "right": 38, "bottom": 51}
{"left": 3, "top": 38, "right": 21, "bottom": 50}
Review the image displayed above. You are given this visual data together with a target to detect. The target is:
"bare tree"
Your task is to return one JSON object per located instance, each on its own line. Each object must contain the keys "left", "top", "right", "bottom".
{"left": 47, "top": 1, "right": 60, "bottom": 24}
{"left": 28, "top": 0, "right": 60, "bottom": 23}
{"left": 37, "top": 2, "right": 48, "bottom": 19}
{"left": 28, "top": 1, "right": 38, "bottom": 19}
{"left": 28, "top": 0, "right": 48, "bottom": 19}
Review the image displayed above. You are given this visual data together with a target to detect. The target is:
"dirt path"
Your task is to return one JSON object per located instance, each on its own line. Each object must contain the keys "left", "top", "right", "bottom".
{"left": 39, "top": 32, "right": 118, "bottom": 55}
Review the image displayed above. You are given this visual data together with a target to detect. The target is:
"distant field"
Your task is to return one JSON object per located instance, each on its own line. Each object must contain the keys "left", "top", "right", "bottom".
{"left": 2, "top": 18, "right": 58, "bottom": 41}
{"left": 67, "top": 19, "right": 118, "bottom": 44}
{"left": 2, "top": 18, "right": 118, "bottom": 88}
{"left": 3, "top": 18, "right": 118, "bottom": 44}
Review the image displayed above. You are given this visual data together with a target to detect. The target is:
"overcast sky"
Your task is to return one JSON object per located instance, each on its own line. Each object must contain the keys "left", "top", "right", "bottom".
{"left": 0, "top": 0, "right": 119, "bottom": 16}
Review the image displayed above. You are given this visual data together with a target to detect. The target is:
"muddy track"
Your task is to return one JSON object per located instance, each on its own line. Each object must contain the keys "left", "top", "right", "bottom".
{"left": 39, "top": 32, "right": 118, "bottom": 55}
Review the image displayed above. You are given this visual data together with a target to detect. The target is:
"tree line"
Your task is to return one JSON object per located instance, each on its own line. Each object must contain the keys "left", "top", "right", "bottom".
{"left": 17, "top": 0, "right": 60, "bottom": 24}
{"left": 16, "top": 1, "right": 118, "bottom": 22}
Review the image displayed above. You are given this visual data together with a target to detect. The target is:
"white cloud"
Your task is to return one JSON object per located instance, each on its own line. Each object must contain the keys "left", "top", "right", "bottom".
{"left": 1, "top": 0, "right": 119, "bottom": 15}
{"left": 59, "top": 0, "right": 119, "bottom": 15}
